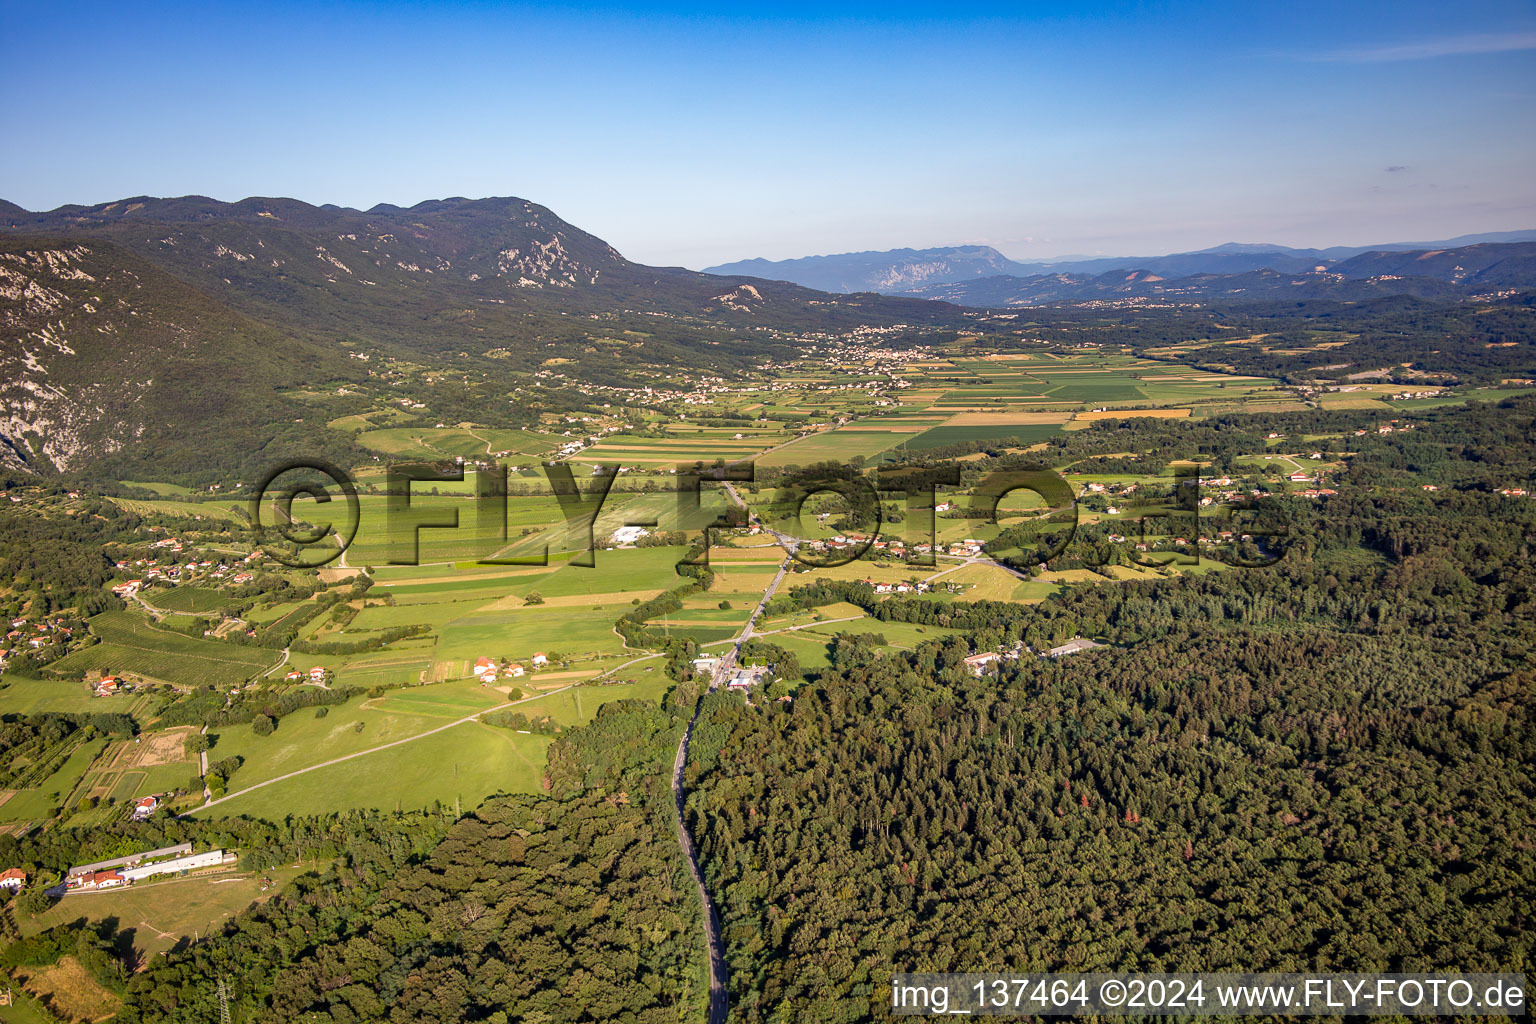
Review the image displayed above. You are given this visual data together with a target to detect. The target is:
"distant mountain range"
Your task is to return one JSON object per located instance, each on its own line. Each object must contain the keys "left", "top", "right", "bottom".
{"left": 906, "top": 241, "right": 1536, "bottom": 307}
{"left": 705, "top": 230, "right": 1536, "bottom": 299}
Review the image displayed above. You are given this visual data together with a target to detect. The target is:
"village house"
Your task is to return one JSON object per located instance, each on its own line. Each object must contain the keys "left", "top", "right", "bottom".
{"left": 531, "top": 652, "right": 549, "bottom": 667}
{"left": 505, "top": 663, "right": 525, "bottom": 679}
{"left": 74, "top": 870, "right": 126, "bottom": 891}
{"left": 964, "top": 651, "right": 1000, "bottom": 676}
{"left": 132, "top": 796, "right": 159, "bottom": 821}
{"left": 0, "top": 868, "right": 26, "bottom": 891}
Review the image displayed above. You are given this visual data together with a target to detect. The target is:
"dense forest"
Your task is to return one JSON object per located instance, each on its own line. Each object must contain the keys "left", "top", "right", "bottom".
{"left": 681, "top": 406, "right": 1536, "bottom": 1020}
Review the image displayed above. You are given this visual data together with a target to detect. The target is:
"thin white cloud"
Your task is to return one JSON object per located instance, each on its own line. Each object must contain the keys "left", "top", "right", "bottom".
{"left": 1316, "top": 30, "right": 1536, "bottom": 62}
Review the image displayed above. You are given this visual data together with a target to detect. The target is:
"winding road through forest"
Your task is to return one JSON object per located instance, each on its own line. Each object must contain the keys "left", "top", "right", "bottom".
{"left": 669, "top": 477, "right": 798, "bottom": 1024}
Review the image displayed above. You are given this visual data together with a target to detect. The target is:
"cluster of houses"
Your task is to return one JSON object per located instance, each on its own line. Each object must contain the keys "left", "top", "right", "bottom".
{"left": 801, "top": 532, "right": 988, "bottom": 561}
{"left": 1188, "top": 474, "right": 1339, "bottom": 504}
{"left": 110, "top": 546, "right": 262, "bottom": 596}
{"left": 688, "top": 656, "right": 772, "bottom": 692}
{"left": 526, "top": 336, "right": 925, "bottom": 424}
{"left": 859, "top": 578, "right": 931, "bottom": 595}
{"left": 1353, "top": 421, "right": 1417, "bottom": 436}
{"left": 60, "top": 843, "right": 233, "bottom": 893}
{"left": 473, "top": 653, "right": 548, "bottom": 684}
{"left": 1, "top": 617, "right": 74, "bottom": 668}
{"left": 1103, "top": 530, "right": 1265, "bottom": 552}
{"left": 283, "top": 666, "right": 332, "bottom": 684}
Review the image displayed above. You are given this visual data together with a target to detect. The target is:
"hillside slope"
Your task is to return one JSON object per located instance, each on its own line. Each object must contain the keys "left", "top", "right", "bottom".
{"left": 0, "top": 196, "right": 967, "bottom": 479}
{"left": 0, "top": 236, "right": 356, "bottom": 476}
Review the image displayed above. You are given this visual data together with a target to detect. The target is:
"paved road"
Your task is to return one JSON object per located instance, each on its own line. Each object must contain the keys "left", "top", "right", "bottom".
{"left": 668, "top": 474, "right": 803, "bottom": 1024}
{"left": 259, "top": 646, "right": 292, "bottom": 679}
{"left": 186, "top": 685, "right": 576, "bottom": 814}
{"left": 199, "top": 725, "right": 211, "bottom": 803}
{"left": 673, "top": 698, "right": 729, "bottom": 1024}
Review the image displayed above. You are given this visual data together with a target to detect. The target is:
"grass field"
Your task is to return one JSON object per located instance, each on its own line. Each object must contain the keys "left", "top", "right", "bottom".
{"left": 21, "top": 865, "right": 310, "bottom": 964}
{"left": 204, "top": 720, "right": 552, "bottom": 818}
{"left": 14, "top": 956, "right": 120, "bottom": 1022}
{"left": 753, "top": 429, "right": 904, "bottom": 467}
{"left": 339, "top": 492, "right": 579, "bottom": 566}
{"left": 0, "top": 677, "right": 151, "bottom": 717}
{"left": 191, "top": 671, "right": 670, "bottom": 820}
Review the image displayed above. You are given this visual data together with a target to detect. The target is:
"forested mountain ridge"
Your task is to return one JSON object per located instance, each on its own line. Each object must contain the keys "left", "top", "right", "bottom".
{"left": 0, "top": 195, "right": 966, "bottom": 478}
{"left": 0, "top": 195, "right": 961, "bottom": 338}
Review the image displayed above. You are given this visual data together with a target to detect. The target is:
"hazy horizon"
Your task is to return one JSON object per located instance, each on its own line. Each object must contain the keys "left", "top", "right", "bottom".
{"left": 4, "top": 1, "right": 1534, "bottom": 268}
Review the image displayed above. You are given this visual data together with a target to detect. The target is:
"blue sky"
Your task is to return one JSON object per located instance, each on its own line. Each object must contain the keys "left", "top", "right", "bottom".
{"left": 2, "top": 1, "right": 1533, "bottom": 267}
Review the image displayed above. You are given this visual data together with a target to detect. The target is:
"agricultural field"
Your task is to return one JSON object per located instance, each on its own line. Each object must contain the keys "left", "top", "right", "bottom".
{"left": 48, "top": 611, "right": 281, "bottom": 688}
{"left": 119, "top": 479, "right": 193, "bottom": 495}
{"left": 71, "top": 728, "right": 200, "bottom": 820}
{"left": 141, "top": 586, "right": 239, "bottom": 615}
{"left": 354, "top": 425, "right": 561, "bottom": 461}
{"left": 107, "top": 496, "right": 246, "bottom": 521}
{"left": 902, "top": 421, "right": 1064, "bottom": 451}
{"left": 0, "top": 738, "right": 107, "bottom": 823}
{"left": 203, "top": 720, "right": 551, "bottom": 818}
{"left": 891, "top": 351, "right": 1283, "bottom": 422}
{"left": 581, "top": 432, "right": 785, "bottom": 465}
